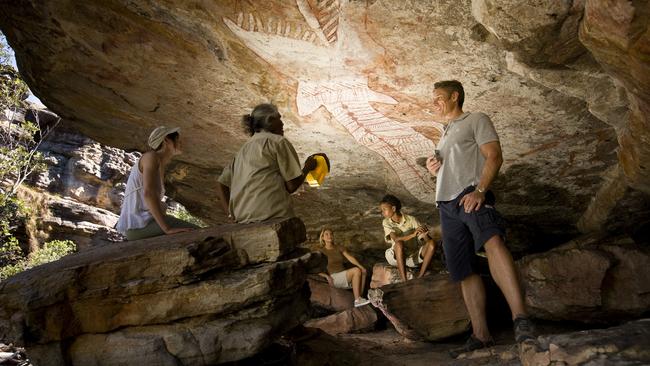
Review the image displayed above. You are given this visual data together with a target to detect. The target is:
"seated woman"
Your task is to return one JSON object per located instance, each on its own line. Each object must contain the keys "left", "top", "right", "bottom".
{"left": 116, "top": 126, "right": 197, "bottom": 240}
{"left": 318, "top": 227, "right": 370, "bottom": 308}
{"left": 216, "top": 103, "right": 318, "bottom": 223}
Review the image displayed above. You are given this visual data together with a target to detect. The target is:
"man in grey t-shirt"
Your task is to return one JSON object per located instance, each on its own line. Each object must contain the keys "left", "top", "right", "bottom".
{"left": 425, "top": 80, "right": 534, "bottom": 356}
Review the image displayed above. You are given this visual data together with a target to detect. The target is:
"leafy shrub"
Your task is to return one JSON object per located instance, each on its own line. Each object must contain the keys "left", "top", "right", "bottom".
{"left": 0, "top": 239, "right": 76, "bottom": 281}
{"left": 168, "top": 204, "right": 206, "bottom": 228}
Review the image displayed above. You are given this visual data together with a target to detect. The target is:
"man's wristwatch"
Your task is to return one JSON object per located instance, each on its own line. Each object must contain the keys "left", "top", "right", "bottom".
{"left": 476, "top": 186, "right": 486, "bottom": 194}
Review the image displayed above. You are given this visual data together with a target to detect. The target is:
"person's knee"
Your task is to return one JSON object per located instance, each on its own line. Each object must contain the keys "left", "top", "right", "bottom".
{"left": 484, "top": 235, "right": 505, "bottom": 255}
{"left": 394, "top": 240, "right": 404, "bottom": 252}
{"left": 461, "top": 272, "right": 481, "bottom": 285}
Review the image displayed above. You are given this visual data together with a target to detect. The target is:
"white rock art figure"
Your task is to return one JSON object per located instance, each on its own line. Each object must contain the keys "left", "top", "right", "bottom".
{"left": 223, "top": 0, "right": 441, "bottom": 203}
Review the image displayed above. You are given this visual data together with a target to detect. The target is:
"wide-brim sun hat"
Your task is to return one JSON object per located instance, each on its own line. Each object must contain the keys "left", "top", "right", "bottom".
{"left": 148, "top": 126, "right": 180, "bottom": 149}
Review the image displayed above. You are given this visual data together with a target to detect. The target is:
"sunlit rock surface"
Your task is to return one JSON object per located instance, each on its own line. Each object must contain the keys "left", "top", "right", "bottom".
{"left": 0, "top": 218, "right": 326, "bottom": 365}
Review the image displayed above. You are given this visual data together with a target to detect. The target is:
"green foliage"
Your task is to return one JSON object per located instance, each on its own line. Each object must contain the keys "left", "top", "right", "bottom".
{"left": 0, "top": 239, "right": 76, "bottom": 281}
{"left": 1, "top": 31, "right": 63, "bottom": 281}
{"left": 168, "top": 205, "right": 206, "bottom": 228}
{"left": 28, "top": 239, "right": 76, "bottom": 267}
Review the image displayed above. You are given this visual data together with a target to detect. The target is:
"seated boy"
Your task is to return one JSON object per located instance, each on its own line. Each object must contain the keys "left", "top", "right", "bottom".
{"left": 380, "top": 194, "right": 436, "bottom": 282}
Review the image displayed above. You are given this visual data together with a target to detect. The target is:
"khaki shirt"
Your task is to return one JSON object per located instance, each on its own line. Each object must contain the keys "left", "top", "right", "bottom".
{"left": 218, "top": 132, "right": 303, "bottom": 223}
{"left": 435, "top": 112, "right": 499, "bottom": 202}
{"left": 382, "top": 213, "right": 422, "bottom": 255}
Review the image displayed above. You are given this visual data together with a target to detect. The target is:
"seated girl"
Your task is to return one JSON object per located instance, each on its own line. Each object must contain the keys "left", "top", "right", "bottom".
{"left": 116, "top": 126, "right": 197, "bottom": 240}
{"left": 318, "top": 227, "right": 370, "bottom": 308}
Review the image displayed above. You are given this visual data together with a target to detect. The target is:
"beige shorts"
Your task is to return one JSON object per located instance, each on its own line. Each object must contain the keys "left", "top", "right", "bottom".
{"left": 330, "top": 270, "right": 352, "bottom": 289}
{"left": 385, "top": 245, "right": 425, "bottom": 268}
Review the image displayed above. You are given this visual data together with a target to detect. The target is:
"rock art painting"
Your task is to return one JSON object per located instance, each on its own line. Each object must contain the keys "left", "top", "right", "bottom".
{"left": 224, "top": 0, "right": 441, "bottom": 202}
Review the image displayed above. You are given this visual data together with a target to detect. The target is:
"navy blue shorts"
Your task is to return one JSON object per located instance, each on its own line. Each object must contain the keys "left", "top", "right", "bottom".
{"left": 438, "top": 186, "right": 506, "bottom": 282}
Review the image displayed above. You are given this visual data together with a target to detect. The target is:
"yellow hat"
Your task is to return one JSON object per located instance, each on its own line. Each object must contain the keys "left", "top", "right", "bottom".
{"left": 148, "top": 126, "right": 180, "bottom": 149}
{"left": 306, "top": 154, "right": 330, "bottom": 187}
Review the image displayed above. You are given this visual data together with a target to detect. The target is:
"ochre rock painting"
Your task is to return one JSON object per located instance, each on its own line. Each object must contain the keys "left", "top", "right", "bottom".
{"left": 224, "top": 0, "right": 442, "bottom": 203}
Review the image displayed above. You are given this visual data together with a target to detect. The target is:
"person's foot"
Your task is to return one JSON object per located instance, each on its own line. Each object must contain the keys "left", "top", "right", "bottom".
{"left": 513, "top": 316, "right": 536, "bottom": 343}
{"left": 449, "top": 335, "right": 495, "bottom": 358}
{"left": 354, "top": 297, "right": 371, "bottom": 307}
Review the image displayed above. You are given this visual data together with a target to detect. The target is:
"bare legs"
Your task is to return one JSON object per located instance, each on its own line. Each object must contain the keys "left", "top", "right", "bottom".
{"left": 418, "top": 239, "right": 437, "bottom": 278}
{"left": 461, "top": 234, "right": 526, "bottom": 342}
{"left": 484, "top": 236, "right": 526, "bottom": 319}
{"left": 395, "top": 239, "right": 437, "bottom": 280}
{"left": 393, "top": 240, "right": 408, "bottom": 282}
{"left": 345, "top": 267, "right": 366, "bottom": 300}
{"left": 461, "top": 273, "right": 490, "bottom": 341}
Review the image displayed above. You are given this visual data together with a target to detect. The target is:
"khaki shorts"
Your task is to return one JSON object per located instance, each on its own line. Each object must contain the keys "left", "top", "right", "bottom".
{"left": 330, "top": 270, "right": 351, "bottom": 289}
{"left": 385, "top": 245, "right": 425, "bottom": 268}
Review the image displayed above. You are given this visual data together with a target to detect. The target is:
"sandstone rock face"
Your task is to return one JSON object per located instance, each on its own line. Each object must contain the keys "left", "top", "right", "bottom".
{"left": 518, "top": 234, "right": 650, "bottom": 322}
{"left": 579, "top": 1, "right": 650, "bottom": 195}
{"left": 2, "top": 0, "right": 648, "bottom": 251}
{"left": 0, "top": 218, "right": 326, "bottom": 365}
{"left": 2, "top": 106, "right": 129, "bottom": 250}
{"left": 38, "top": 194, "right": 121, "bottom": 249}
{"left": 368, "top": 273, "right": 470, "bottom": 341}
{"left": 520, "top": 318, "right": 650, "bottom": 366}
{"left": 30, "top": 124, "right": 138, "bottom": 213}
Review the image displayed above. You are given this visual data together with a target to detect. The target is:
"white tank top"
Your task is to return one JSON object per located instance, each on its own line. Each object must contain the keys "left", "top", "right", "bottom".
{"left": 115, "top": 159, "right": 165, "bottom": 234}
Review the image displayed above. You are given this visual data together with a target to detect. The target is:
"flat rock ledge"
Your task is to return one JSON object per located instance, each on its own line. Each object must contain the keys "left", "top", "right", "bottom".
{"left": 0, "top": 217, "right": 326, "bottom": 365}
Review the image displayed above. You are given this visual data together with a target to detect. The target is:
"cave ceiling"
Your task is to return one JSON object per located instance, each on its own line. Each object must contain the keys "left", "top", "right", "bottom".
{"left": 1, "top": 0, "right": 648, "bottom": 250}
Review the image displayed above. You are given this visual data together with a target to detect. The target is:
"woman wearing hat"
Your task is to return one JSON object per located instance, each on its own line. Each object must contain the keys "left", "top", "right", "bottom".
{"left": 216, "top": 103, "right": 321, "bottom": 223}
{"left": 116, "top": 126, "right": 197, "bottom": 240}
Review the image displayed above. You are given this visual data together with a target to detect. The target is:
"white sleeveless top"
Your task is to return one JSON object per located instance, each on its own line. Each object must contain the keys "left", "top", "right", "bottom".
{"left": 115, "top": 159, "right": 165, "bottom": 234}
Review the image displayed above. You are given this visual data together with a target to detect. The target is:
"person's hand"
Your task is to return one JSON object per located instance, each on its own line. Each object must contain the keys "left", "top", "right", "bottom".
{"left": 326, "top": 275, "right": 334, "bottom": 287}
{"left": 164, "top": 227, "right": 193, "bottom": 235}
{"left": 304, "top": 155, "right": 318, "bottom": 172}
{"left": 426, "top": 156, "right": 442, "bottom": 176}
{"left": 359, "top": 266, "right": 367, "bottom": 275}
{"left": 459, "top": 190, "right": 486, "bottom": 213}
{"left": 416, "top": 226, "right": 428, "bottom": 235}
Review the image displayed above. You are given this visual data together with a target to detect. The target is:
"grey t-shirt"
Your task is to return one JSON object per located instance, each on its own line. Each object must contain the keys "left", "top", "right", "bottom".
{"left": 435, "top": 112, "right": 499, "bottom": 202}
{"left": 218, "top": 131, "right": 303, "bottom": 223}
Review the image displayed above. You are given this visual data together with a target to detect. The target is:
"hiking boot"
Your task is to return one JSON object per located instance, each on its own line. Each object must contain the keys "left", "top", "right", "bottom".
{"left": 449, "top": 335, "right": 495, "bottom": 358}
{"left": 354, "top": 297, "right": 371, "bottom": 307}
{"left": 513, "top": 316, "right": 536, "bottom": 343}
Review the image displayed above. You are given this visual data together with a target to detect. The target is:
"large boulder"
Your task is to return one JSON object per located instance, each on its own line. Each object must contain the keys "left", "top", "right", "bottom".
{"left": 518, "top": 234, "right": 650, "bottom": 322}
{"left": 368, "top": 273, "right": 470, "bottom": 341}
{"left": 0, "top": 218, "right": 327, "bottom": 365}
